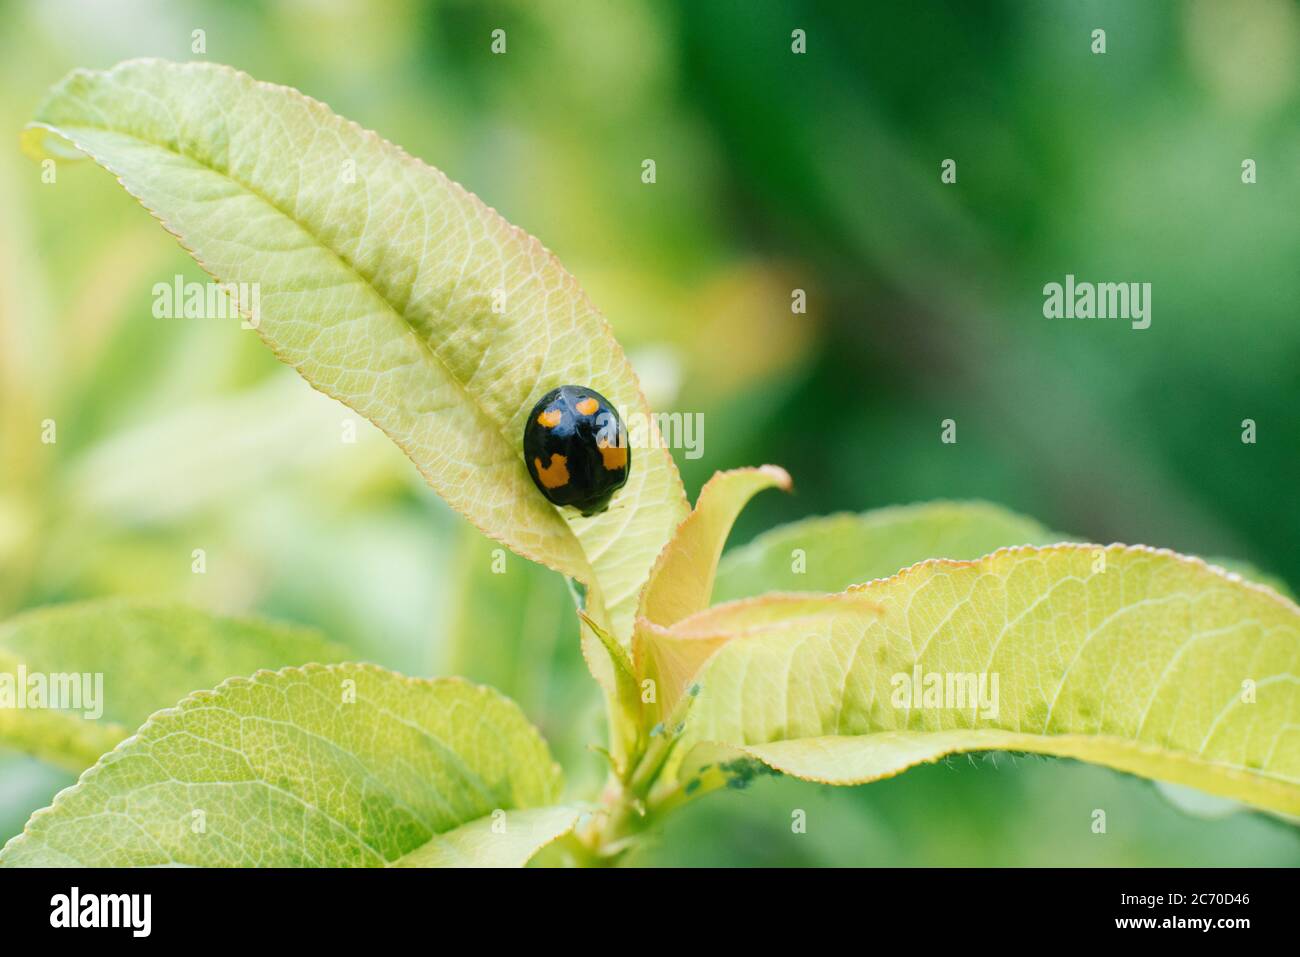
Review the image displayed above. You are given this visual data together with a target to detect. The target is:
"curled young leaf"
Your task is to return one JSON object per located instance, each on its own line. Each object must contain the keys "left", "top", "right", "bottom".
{"left": 638, "top": 465, "right": 791, "bottom": 629}
{"left": 633, "top": 466, "right": 790, "bottom": 723}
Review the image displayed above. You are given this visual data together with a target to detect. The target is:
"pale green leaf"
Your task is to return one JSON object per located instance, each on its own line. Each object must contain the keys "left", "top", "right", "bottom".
{"left": 0, "top": 600, "right": 346, "bottom": 772}
{"left": 1, "top": 664, "right": 564, "bottom": 866}
{"left": 667, "top": 545, "right": 1300, "bottom": 815}
{"left": 64, "top": 372, "right": 396, "bottom": 524}
{"left": 23, "top": 59, "right": 688, "bottom": 644}
{"left": 713, "top": 500, "right": 1063, "bottom": 602}
{"left": 393, "top": 805, "right": 581, "bottom": 867}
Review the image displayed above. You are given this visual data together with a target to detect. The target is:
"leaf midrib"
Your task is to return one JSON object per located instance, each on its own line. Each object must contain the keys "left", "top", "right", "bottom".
{"left": 40, "top": 114, "right": 587, "bottom": 552}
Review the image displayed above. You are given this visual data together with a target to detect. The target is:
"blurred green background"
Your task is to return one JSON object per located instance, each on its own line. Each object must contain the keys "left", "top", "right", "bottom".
{"left": 1, "top": 0, "right": 1297, "bottom": 865}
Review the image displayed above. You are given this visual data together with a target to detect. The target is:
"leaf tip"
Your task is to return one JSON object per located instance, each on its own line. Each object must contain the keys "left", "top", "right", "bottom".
{"left": 758, "top": 464, "right": 794, "bottom": 492}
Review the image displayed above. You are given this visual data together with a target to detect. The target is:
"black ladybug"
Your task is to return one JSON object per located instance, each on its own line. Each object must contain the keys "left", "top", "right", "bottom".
{"left": 523, "top": 385, "right": 630, "bottom": 516}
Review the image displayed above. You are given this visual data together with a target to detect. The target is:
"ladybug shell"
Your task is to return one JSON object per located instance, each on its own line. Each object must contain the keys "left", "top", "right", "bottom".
{"left": 523, "top": 385, "right": 630, "bottom": 516}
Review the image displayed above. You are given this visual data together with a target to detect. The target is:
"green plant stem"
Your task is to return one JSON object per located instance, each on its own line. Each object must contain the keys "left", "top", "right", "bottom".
{"left": 626, "top": 682, "right": 699, "bottom": 797}
{"left": 561, "top": 684, "right": 705, "bottom": 865}
{"left": 565, "top": 782, "right": 650, "bottom": 866}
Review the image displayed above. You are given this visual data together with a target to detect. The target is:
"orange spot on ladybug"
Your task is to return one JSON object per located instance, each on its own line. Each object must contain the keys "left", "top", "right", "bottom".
{"left": 575, "top": 397, "right": 599, "bottom": 416}
{"left": 597, "top": 437, "right": 628, "bottom": 471}
{"left": 533, "top": 453, "right": 570, "bottom": 489}
{"left": 537, "top": 409, "right": 563, "bottom": 428}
